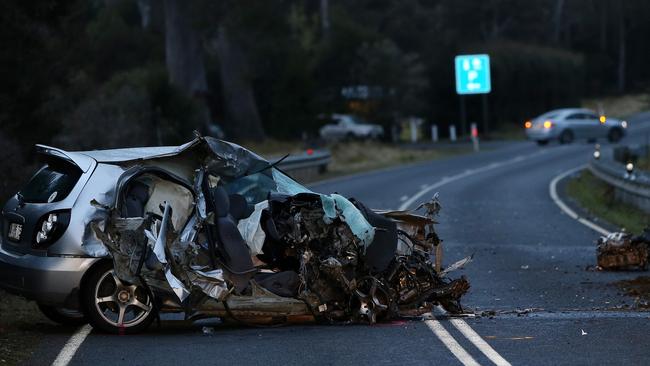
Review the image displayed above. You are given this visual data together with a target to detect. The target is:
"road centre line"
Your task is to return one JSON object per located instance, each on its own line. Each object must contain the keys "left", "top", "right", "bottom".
{"left": 399, "top": 150, "right": 548, "bottom": 211}
{"left": 425, "top": 320, "right": 481, "bottom": 366}
{"left": 548, "top": 165, "right": 611, "bottom": 236}
{"left": 51, "top": 324, "right": 92, "bottom": 366}
{"left": 398, "top": 152, "right": 556, "bottom": 365}
{"left": 52, "top": 149, "right": 551, "bottom": 366}
{"left": 450, "top": 319, "right": 512, "bottom": 366}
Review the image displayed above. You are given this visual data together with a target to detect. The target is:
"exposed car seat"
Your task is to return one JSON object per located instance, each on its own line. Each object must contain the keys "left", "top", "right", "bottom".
{"left": 122, "top": 181, "right": 149, "bottom": 218}
{"left": 228, "top": 193, "right": 253, "bottom": 221}
{"left": 350, "top": 198, "right": 398, "bottom": 273}
{"left": 210, "top": 186, "right": 256, "bottom": 292}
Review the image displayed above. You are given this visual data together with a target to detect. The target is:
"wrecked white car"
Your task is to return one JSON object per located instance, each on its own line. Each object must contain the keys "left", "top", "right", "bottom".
{"left": 0, "top": 136, "right": 469, "bottom": 334}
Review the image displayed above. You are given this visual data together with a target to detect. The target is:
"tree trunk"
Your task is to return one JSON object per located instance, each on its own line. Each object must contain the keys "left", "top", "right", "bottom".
{"left": 552, "top": 0, "right": 565, "bottom": 43}
{"left": 320, "top": 0, "right": 330, "bottom": 38}
{"left": 213, "top": 26, "right": 265, "bottom": 141}
{"left": 137, "top": 0, "right": 152, "bottom": 30}
{"left": 617, "top": 2, "right": 626, "bottom": 93}
{"left": 164, "top": 0, "right": 208, "bottom": 96}
{"left": 599, "top": 0, "right": 608, "bottom": 52}
{"left": 163, "top": 0, "right": 210, "bottom": 134}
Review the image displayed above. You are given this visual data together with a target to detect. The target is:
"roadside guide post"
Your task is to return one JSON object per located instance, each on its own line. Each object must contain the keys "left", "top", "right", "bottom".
{"left": 431, "top": 124, "right": 438, "bottom": 142}
{"left": 409, "top": 117, "right": 418, "bottom": 143}
{"left": 470, "top": 122, "right": 479, "bottom": 152}
{"left": 455, "top": 54, "right": 491, "bottom": 136}
{"left": 449, "top": 125, "right": 457, "bottom": 142}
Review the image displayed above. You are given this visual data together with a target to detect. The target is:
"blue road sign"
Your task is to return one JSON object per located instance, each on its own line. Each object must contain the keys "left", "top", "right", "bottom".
{"left": 455, "top": 54, "right": 491, "bottom": 94}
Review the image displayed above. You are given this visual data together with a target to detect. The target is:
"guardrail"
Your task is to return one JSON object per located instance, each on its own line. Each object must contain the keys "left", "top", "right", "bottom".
{"left": 589, "top": 147, "right": 650, "bottom": 213}
{"left": 275, "top": 149, "right": 331, "bottom": 182}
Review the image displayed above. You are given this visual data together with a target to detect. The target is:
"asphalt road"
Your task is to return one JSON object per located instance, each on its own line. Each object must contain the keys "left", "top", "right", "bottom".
{"left": 28, "top": 113, "right": 650, "bottom": 366}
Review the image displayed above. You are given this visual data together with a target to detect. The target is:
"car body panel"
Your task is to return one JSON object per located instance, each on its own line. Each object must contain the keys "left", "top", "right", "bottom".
{"left": 525, "top": 108, "right": 626, "bottom": 142}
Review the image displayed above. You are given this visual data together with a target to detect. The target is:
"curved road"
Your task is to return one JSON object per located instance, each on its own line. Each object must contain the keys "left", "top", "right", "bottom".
{"left": 30, "top": 113, "right": 650, "bottom": 365}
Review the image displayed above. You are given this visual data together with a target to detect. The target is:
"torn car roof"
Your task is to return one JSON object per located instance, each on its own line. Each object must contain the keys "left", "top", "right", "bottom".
{"left": 37, "top": 137, "right": 271, "bottom": 179}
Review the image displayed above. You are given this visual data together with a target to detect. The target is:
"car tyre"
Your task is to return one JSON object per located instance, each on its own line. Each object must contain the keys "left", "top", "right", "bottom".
{"left": 82, "top": 261, "right": 156, "bottom": 334}
{"left": 37, "top": 304, "right": 88, "bottom": 326}
{"left": 536, "top": 140, "right": 549, "bottom": 146}
{"left": 608, "top": 128, "right": 623, "bottom": 143}
{"left": 559, "top": 130, "right": 574, "bottom": 144}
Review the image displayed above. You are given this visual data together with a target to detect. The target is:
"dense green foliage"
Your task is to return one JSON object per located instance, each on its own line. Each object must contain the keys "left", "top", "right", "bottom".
{"left": 1, "top": 0, "right": 650, "bottom": 200}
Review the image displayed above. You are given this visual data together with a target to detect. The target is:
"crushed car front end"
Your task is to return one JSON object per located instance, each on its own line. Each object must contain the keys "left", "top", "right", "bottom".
{"left": 88, "top": 136, "right": 470, "bottom": 330}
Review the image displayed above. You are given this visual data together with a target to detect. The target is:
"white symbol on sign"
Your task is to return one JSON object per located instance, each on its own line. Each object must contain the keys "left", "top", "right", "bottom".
{"left": 472, "top": 58, "right": 482, "bottom": 70}
{"left": 463, "top": 59, "right": 470, "bottom": 71}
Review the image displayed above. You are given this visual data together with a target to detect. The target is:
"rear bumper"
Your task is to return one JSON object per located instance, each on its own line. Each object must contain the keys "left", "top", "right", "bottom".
{"left": 0, "top": 242, "right": 98, "bottom": 308}
{"left": 526, "top": 128, "right": 559, "bottom": 141}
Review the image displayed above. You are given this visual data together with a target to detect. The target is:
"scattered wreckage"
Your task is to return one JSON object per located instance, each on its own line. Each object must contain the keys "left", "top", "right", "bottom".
{"left": 79, "top": 137, "right": 469, "bottom": 332}
{"left": 597, "top": 229, "right": 650, "bottom": 270}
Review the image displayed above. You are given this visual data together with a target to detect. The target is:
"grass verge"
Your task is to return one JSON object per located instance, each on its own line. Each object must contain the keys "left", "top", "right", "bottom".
{"left": 321, "top": 141, "right": 471, "bottom": 180}
{"left": 0, "top": 290, "right": 55, "bottom": 365}
{"left": 566, "top": 170, "right": 649, "bottom": 234}
{"left": 241, "top": 139, "right": 473, "bottom": 183}
{"left": 582, "top": 93, "right": 650, "bottom": 119}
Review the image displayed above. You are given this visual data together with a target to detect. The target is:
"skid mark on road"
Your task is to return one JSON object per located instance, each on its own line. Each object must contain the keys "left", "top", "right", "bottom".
{"left": 51, "top": 324, "right": 92, "bottom": 366}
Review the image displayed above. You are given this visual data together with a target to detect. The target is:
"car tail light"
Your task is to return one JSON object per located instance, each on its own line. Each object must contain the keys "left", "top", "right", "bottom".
{"left": 524, "top": 121, "right": 532, "bottom": 129}
{"left": 543, "top": 120, "right": 553, "bottom": 129}
{"left": 33, "top": 210, "right": 71, "bottom": 249}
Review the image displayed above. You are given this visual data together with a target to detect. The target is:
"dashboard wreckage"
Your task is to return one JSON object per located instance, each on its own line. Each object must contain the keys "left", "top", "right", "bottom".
{"left": 82, "top": 137, "right": 469, "bottom": 332}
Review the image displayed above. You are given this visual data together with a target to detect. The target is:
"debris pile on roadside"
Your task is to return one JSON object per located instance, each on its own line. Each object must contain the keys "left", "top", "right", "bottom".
{"left": 89, "top": 137, "right": 470, "bottom": 325}
{"left": 596, "top": 228, "right": 650, "bottom": 270}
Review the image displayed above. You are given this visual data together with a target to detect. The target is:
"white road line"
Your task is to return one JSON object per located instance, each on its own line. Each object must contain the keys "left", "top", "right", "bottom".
{"left": 399, "top": 152, "right": 553, "bottom": 366}
{"left": 450, "top": 319, "right": 512, "bottom": 366}
{"left": 425, "top": 320, "right": 481, "bottom": 366}
{"left": 399, "top": 150, "right": 548, "bottom": 211}
{"left": 548, "top": 165, "right": 611, "bottom": 236}
{"left": 51, "top": 324, "right": 92, "bottom": 366}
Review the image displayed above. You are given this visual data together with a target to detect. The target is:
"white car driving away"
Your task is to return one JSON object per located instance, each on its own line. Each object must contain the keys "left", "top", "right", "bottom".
{"left": 319, "top": 114, "right": 384, "bottom": 141}
{"left": 525, "top": 108, "right": 627, "bottom": 145}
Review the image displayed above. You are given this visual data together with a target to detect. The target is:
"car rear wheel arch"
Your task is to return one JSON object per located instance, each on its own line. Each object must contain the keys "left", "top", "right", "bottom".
{"left": 80, "top": 259, "right": 157, "bottom": 334}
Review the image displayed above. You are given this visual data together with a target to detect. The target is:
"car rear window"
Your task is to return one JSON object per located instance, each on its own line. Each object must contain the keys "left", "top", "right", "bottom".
{"left": 20, "top": 160, "right": 82, "bottom": 203}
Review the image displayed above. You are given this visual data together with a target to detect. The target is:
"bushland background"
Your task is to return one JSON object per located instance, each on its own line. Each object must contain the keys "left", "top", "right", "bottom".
{"left": 2, "top": 0, "right": 650, "bottom": 202}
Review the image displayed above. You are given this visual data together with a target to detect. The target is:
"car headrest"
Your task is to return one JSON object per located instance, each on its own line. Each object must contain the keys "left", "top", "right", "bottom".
{"left": 211, "top": 186, "right": 230, "bottom": 218}
{"left": 229, "top": 193, "right": 253, "bottom": 220}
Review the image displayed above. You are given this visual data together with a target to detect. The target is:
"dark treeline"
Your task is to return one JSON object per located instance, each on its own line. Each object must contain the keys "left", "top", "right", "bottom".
{"left": 1, "top": 0, "right": 650, "bottom": 198}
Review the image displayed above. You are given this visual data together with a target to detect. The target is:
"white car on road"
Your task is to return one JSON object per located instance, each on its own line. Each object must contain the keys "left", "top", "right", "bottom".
{"left": 319, "top": 114, "right": 384, "bottom": 141}
{"left": 525, "top": 108, "right": 627, "bottom": 145}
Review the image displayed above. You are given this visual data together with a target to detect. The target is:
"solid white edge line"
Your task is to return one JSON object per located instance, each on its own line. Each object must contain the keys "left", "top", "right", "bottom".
{"left": 548, "top": 165, "right": 611, "bottom": 236}
{"left": 450, "top": 319, "right": 512, "bottom": 366}
{"left": 425, "top": 320, "right": 481, "bottom": 366}
{"left": 51, "top": 324, "right": 92, "bottom": 366}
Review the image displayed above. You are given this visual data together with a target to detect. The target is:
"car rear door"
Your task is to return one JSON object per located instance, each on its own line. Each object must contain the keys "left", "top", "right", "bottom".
{"left": 563, "top": 113, "right": 590, "bottom": 138}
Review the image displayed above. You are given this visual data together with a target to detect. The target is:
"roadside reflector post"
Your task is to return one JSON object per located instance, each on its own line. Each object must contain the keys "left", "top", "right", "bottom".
{"left": 470, "top": 122, "right": 479, "bottom": 152}
{"left": 449, "top": 125, "right": 457, "bottom": 142}
{"left": 431, "top": 124, "right": 439, "bottom": 142}
{"left": 409, "top": 117, "right": 418, "bottom": 143}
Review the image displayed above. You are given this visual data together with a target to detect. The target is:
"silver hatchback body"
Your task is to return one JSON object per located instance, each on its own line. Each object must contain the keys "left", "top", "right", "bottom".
{"left": 0, "top": 142, "right": 202, "bottom": 309}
